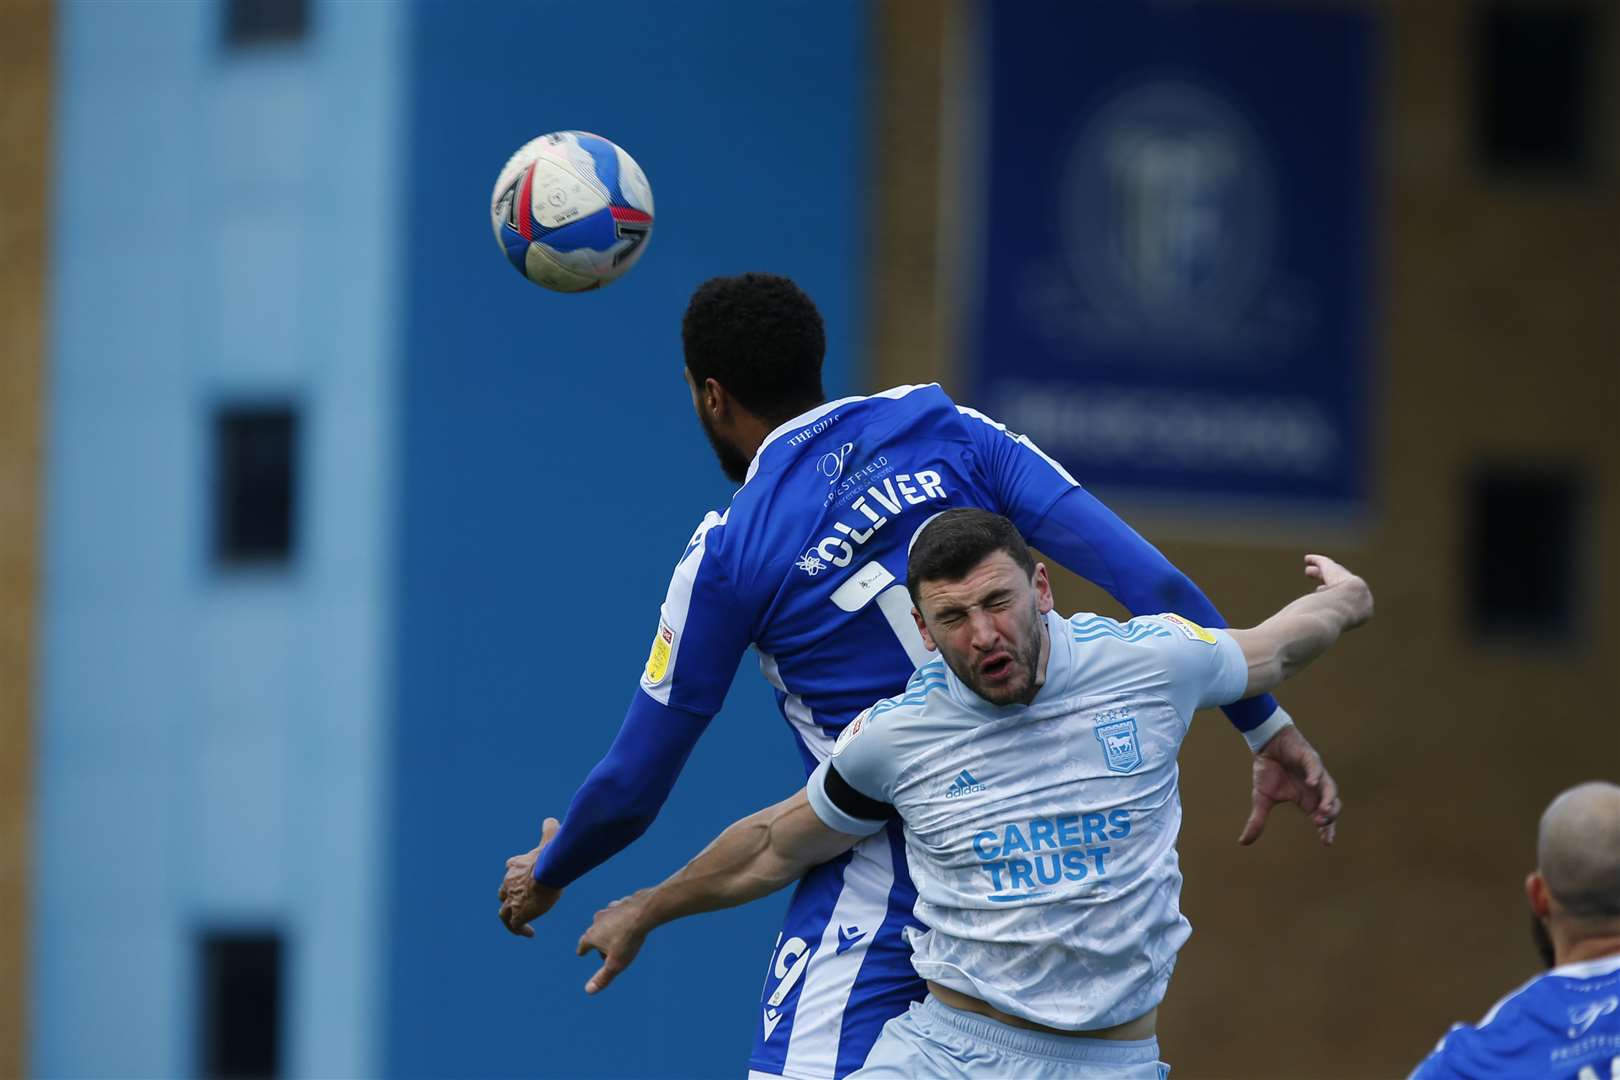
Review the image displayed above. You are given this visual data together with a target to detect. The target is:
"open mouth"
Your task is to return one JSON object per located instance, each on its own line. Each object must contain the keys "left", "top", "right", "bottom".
{"left": 980, "top": 654, "right": 1013, "bottom": 682}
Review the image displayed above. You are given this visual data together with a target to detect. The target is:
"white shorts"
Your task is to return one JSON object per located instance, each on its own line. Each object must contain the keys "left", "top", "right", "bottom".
{"left": 849, "top": 997, "right": 1170, "bottom": 1080}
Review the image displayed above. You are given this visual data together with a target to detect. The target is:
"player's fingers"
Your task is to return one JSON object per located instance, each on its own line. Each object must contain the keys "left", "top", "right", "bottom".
{"left": 1313, "top": 774, "right": 1341, "bottom": 826}
{"left": 585, "top": 955, "right": 625, "bottom": 995}
{"left": 1238, "top": 795, "right": 1274, "bottom": 846}
{"left": 1315, "top": 789, "right": 1343, "bottom": 826}
{"left": 541, "top": 817, "right": 561, "bottom": 845}
{"left": 1318, "top": 820, "right": 1337, "bottom": 846}
{"left": 576, "top": 931, "right": 596, "bottom": 958}
{"left": 500, "top": 900, "right": 536, "bottom": 939}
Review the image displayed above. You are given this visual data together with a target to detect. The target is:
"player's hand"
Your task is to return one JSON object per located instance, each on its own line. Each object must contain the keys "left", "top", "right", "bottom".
{"left": 1304, "top": 554, "right": 1374, "bottom": 629}
{"left": 497, "top": 817, "right": 563, "bottom": 938}
{"left": 1239, "top": 724, "right": 1341, "bottom": 847}
{"left": 577, "top": 891, "right": 652, "bottom": 995}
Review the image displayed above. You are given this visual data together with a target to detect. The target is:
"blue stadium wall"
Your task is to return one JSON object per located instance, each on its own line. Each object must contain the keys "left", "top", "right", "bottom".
{"left": 390, "top": 3, "right": 867, "bottom": 1076}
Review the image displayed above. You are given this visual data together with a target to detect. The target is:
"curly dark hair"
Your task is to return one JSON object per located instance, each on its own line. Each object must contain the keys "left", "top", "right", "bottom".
{"left": 681, "top": 273, "right": 826, "bottom": 425}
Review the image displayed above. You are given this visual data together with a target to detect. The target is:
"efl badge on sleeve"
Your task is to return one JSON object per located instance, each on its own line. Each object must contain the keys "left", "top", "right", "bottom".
{"left": 1095, "top": 715, "right": 1143, "bottom": 774}
{"left": 1159, "top": 613, "right": 1217, "bottom": 644}
{"left": 644, "top": 621, "right": 675, "bottom": 684}
{"left": 832, "top": 711, "right": 868, "bottom": 756}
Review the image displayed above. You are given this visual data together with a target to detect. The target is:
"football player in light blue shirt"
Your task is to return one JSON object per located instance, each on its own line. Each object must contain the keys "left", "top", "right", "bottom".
{"left": 572, "top": 509, "right": 1374, "bottom": 1079}
{"left": 499, "top": 274, "right": 1344, "bottom": 1078}
{"left": 1410, "top": 782, "right": 1620, "bottom": 1080}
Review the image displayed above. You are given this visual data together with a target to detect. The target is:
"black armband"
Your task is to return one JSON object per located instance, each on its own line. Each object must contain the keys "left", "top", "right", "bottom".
{"left": 823, "top": 762, "right": 896, "bottom": 823}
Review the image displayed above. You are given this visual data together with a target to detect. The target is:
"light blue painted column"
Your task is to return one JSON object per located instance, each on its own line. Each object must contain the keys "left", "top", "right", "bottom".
{"left": 37, "top": 2, "right": 404, "bottom": 1075}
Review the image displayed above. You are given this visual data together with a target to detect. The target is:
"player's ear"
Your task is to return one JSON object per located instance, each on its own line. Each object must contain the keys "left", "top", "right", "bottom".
{"left": 1031, "top": 562, "right": 1054, "bottom": 614}
{"left": 703, "top": 377, "right": 730, "bottom": 420}
{"left": 1526, "top": 871, "right": 1551, "bottom": 918}
{"left": 913, "top": 607, "right": 937, "bottom": 652}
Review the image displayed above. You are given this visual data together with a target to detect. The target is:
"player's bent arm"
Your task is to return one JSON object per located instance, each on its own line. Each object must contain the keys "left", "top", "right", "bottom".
{"left": 576, "top": 791, "right": 862, "bottom": 994}
{"left": 1225, "top": 555, "right": 1373, "bottom": 698}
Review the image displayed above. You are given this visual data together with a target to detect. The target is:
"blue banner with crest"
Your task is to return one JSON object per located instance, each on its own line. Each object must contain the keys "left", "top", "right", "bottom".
{"left": 970, "top": 1, "right": 1376, "bottom": 515}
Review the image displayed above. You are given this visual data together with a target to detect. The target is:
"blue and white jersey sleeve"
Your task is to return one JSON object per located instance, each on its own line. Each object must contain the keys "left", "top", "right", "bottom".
{"left": 638, "top": 509, "right": 757, "bottom": 717}
{"left": 806, "top": 709, "right": 898, "bottom": 838}
{"left": 955, "top": 404, "right": 1079, "bottom": 532}
{"left": 1108, "top": 614, "right": 1249, "bottom": 722}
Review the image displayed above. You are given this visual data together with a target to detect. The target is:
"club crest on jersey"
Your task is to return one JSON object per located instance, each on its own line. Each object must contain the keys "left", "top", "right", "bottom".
{"left": 1095, "top": 714, "right": 1142, "bottom": 774}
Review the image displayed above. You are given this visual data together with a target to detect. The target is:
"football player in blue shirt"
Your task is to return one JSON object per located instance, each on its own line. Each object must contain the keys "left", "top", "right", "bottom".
{"left": 1410, "top": 782, "right": 1620, "bottom": 1080}
{"left": 498, "top": 273, "right": 1343, "bottom": 1079}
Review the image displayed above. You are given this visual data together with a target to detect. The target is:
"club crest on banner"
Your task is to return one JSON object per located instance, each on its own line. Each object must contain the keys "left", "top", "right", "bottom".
{"left": 1063, "top": 80, "right": 1277, "bottom": 341}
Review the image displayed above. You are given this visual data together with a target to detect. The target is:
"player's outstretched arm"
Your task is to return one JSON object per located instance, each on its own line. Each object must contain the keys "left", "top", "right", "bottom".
{"left": 575, "top": 790, "right": 861, "bottom": 994}
{"left": 1225, "top": 555, "right": 1373, "bottom": 699}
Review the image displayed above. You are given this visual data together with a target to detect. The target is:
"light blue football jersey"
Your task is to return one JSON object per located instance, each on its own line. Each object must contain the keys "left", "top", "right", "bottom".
{"left": 1410, "top": 955, "right": 1620, "bottom": 1080}
{"left": 807, "top": 608, "right": 1249, "bottom": 1031}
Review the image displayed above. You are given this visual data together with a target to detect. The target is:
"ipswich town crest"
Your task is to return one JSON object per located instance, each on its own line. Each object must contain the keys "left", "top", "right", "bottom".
{"left": 1095, "top": 715, "right": 1142, "bottom": 774}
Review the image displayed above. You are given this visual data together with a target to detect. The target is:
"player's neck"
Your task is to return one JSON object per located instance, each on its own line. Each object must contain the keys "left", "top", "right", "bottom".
{"left": 738, "top": 399, "right": 826, "bottom": 461}
{"left": 1556, "top": 931, "right": 1620, "bottom": 968}
{"left": 734, "top": 413, "right": 773, "bottom": 461}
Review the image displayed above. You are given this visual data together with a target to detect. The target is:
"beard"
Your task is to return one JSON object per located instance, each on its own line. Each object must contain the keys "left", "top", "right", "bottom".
{"left": 1530, "top": 914, "right": 1556, "bottom": 969}
{"left": 960, "top": 602, "right": 1047, "bottom": 706}
{"left": 697, "top": 407, "right": 751, "bottom": 484}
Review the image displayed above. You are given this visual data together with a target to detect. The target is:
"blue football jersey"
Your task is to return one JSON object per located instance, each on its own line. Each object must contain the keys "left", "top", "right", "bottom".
{"left": 1410, "top": 955, "right": 1620, "bottom": 1080}
{"left": 639, "top": 384, "right": 1081, "bottom": 769}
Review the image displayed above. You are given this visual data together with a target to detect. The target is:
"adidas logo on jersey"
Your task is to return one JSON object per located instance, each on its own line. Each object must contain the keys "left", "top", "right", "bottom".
{"left": 945, "top": 769, "right": 986, "bottom": 799}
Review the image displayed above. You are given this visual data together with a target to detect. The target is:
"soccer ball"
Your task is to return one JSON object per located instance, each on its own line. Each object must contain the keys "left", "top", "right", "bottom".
{"left": 490, "top": 131, "right": 655, "bottom": 292}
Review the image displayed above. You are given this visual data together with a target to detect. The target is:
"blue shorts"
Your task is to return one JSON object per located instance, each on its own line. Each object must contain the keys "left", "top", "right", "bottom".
{"left": 746, "top": 821, "right": 926, "bottom": 1080}
{"left": 851, "top": 997, "right": 1170, "bottom": 1080}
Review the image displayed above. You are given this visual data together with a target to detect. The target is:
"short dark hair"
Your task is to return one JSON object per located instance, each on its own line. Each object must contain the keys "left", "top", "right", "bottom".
{"left": 682, "top": 273, "right": 826, "bottom": 426}
{"left": 907, "top": 509, "right": 1036, "bottom": 603}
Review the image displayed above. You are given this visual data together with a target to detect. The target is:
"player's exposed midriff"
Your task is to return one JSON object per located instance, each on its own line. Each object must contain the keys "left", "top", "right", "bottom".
{"left": 926, "top": 981, "right": 1157, "bottom": 1041}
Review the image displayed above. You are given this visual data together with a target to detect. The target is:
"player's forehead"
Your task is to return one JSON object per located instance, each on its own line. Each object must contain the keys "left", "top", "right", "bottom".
{"left": 916, "top": 551, "right": 1029, "bottom": 612}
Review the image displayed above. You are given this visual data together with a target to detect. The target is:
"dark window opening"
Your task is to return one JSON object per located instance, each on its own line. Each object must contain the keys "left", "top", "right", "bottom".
{"left": 214, "top": 405, "right": 298, "bottom": 567}
{"left": 225, "top": 0, "right": 308, "bottom": 46}
{"left": 199, "top": 931, "right": 283, "bottom": 1080}
{"left": 1466, "top": 466, "right": 1583, "bottom": 638}
{"left": 1476, "top": 2, "right": 1600, "bottom": 174}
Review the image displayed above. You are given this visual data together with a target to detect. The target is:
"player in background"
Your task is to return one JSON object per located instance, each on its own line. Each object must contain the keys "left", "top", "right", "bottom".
{"left": 498, "top": 273, "right": 1342, "bottom": 1079}
{"left": 571, "top": 513, "right": 1374, "bottom": 1079}
{"left": 1409, "top": 782, "right": 1620, "bottom": 1080}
